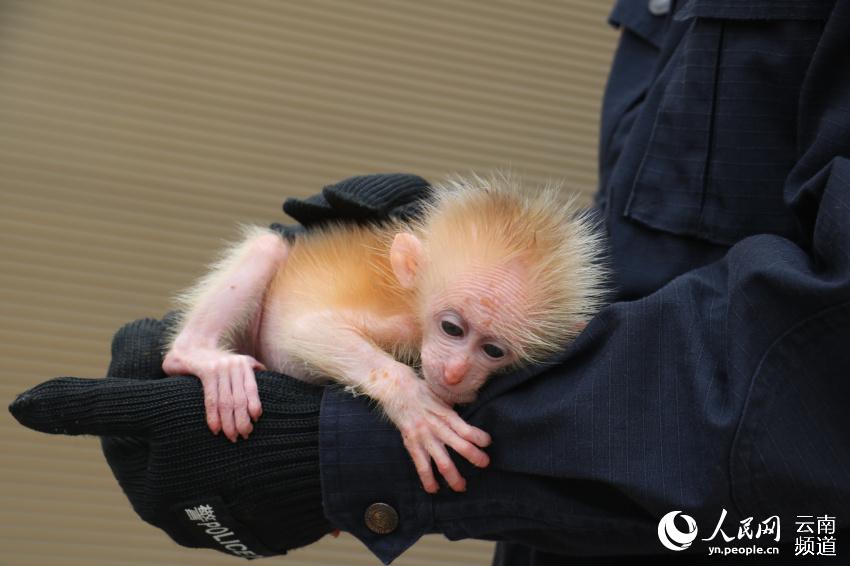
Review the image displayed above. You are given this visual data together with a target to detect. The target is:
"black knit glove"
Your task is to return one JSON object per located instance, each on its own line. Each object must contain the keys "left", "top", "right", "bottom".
{"left": 272, "top": 173, "right": 432, "bottom": 239}
{"left": 9, "top": 317, "right": 332, "bottom": 559}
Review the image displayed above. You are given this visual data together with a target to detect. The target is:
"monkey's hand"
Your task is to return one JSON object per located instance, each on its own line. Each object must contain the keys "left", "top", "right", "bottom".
{"left": 385, "top": 378, "right": 491, "bottom": 494}
{"left": 162, "top": 348, "right": 264, "bottom": 443}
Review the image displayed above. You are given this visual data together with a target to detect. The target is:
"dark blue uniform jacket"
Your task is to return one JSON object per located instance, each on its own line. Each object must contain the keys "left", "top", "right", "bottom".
{"left": 319, "top": 0, "right": 850, "bottom": 563}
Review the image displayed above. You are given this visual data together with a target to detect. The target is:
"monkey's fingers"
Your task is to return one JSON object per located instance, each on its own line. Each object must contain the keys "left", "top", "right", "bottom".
{"left": 445, "top": 412, "right": 492, "bottom": 450}
{"left": 245, "top": 361, "right": 263, "bottom": 423}
{"left": 230, "top": 365, "right": 253, "bottom": 440}
{"left": 403, "top": 438, "right": 440, "bottom": 494}
{"left": 435, "top": 424, "right": 490, "bottom": 469}
{"left": 217, "top": 373, "right": 238, "bottom": 443}
{"left": 201, "top": 378, "right": 222, "bottom": 436}
{"left": 427, "top": 437, "right": 466, "bottom": 492}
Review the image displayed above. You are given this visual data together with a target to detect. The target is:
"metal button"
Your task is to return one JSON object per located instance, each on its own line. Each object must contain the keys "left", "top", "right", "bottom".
{"left": 648, "top": 0, "right": 670, "bottom": 16}
{"left": 364, "top": 502, "right": 398, "bottom": 534}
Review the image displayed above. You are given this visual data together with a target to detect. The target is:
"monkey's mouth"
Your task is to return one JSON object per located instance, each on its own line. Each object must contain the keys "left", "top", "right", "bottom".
{"left": 427, "top": 379, "right": 476, "bottom": 406}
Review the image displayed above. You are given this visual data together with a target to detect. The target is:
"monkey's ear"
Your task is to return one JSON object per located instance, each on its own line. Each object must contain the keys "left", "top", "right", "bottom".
{"left": 390, "top": 232, "right": 424, "bottom": 289}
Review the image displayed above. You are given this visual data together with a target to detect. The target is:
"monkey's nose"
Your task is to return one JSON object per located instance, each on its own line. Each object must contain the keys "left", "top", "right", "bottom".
{"left": 443, "top": 359, "right": 469, "bottom": 386}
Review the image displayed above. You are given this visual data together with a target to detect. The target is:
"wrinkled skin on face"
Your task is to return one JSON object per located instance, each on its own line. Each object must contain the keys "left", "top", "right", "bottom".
{"left": 384, "top": 232, "right": 530, "bottom": 492}
{"left": 419, "top": 263, "right": 527, "bottom": 405}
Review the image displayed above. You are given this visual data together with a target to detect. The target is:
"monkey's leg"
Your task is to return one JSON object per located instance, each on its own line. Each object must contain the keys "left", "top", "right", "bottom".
{"left": 163, "top": 226, "right": 288, "bottom": 442}
{"left": 287, "top": 311, "right": 491, "bottom": 494}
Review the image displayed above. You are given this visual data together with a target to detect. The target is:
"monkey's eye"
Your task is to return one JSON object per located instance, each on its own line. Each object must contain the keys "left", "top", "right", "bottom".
{"left": 441, "top": 320, "right": 464, "bottom": 337}
{"left": 482, "top": 344, "right": 505, "bottom": 359}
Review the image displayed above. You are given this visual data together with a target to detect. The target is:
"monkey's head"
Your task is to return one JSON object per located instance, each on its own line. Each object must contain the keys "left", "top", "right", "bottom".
{"left": 389, "top": 173, "right": 608, "bottom": 405}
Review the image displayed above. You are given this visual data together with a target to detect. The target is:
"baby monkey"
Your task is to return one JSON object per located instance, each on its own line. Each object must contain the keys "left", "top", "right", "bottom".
{"left": 163, "top": 174, "right": 606, "bottom": 493}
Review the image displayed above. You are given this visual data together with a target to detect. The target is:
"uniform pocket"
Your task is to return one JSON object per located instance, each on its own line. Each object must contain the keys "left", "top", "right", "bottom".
{"left": 598, "top": 0, "right": 669, "bottom": 211}
{"left": 623, "top": 0, "right": 831, "bottom": 245}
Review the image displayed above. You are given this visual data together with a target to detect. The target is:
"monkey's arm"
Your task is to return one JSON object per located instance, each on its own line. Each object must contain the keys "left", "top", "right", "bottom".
{"left": 287, "top": 310, "right": 491, "bottom": 494}
{"left": 163, "top": 226, "right": 289, "bottom": 442}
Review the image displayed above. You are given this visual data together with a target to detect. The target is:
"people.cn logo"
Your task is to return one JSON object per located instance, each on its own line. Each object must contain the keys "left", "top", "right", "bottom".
{"left": 657, "top": 511, "right": 699, "bottom": 551}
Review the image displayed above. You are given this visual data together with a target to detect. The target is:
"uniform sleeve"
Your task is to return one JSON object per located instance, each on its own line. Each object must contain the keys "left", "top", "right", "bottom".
{"left": 319, "top": 4, "right": 850, "bottom": 563}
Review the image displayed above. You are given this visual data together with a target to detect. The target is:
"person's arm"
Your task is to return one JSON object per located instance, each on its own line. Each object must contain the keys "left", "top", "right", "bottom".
{"left": 8, "top": 173, "right": 434, "bottom": 560}
{"left": 11, "top": 317, "right": 333, "bottom": 559}
{"left": 319, "top": 5, "right": 850, "bottom": 562}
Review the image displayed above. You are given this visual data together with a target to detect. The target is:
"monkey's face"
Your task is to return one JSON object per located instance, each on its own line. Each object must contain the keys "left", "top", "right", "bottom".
{"left": 420, "top": 312, "right": 515, "bottom": 405}
{"left": 419, "top": 265, "right": 527, "bottom": 405}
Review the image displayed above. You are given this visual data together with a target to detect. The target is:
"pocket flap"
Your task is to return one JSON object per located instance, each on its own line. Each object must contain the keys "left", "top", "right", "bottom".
{"left": 608, "top": 0, "right": 669, "bottom": 49}
{"left": 675, "top": 0, "right": 835, "bottom": 21}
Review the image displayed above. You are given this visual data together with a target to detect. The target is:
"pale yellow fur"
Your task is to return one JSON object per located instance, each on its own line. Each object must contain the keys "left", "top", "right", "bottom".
{"left": 265, "top": 222, "right": 422, "bottom": 377}
{"left": 411, "top": 172, "right": 608, "bottom": 363}
{"left": 169, "top": 172, "right": 607, "bottom": 379}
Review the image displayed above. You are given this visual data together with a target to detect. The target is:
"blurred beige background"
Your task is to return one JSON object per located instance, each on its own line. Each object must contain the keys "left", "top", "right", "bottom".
{"left": 0, "top": 1, "right": 617, "bottom": 564}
